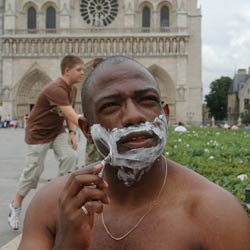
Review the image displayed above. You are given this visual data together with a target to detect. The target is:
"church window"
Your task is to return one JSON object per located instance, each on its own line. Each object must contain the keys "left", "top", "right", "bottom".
{"left": 142, "top": 6, "right": 150, "bottom": 28}
{"left": 160, "top": 6, "right": 169, "bottom": 27}
{"left": 46, "top": 7, "right": 56, "bottom": 29}
{"left": 80, "top": 0, "right": 118, "bottom": 27}
{"left": 27, "top": 7, "right": 36, "bottom": 29}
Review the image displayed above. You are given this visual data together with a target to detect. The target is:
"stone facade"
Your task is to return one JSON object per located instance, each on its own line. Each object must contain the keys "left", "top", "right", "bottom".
{"left": 202, "top": 104, "right": 212, "bottom": 126}
{"left": 228, "top": 68, "right": 250, "bottom": 123}
{"left": 0, "top": 0, "right": 4, "bottom": 97}
{"left": 1, "top": 0, "right": 202, "bottom": 124}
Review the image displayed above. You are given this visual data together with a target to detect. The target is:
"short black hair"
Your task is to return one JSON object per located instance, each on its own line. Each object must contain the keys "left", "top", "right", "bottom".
{"left": 81, "top": 56, "right": 157, "bottom": 122}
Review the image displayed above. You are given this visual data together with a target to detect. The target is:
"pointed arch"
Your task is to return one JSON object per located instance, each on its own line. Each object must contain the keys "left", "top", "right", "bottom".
{"left": 157, "top": 1, "right": 172, "bottom": 28}
{"left": 14, "top": 68, "right": 52, "bottom": 117}
{"left": 138, "top": 2, "right": 153, "bottom": 29}
{"left": 148, "top": 64, "right": 176, "bottom": 123}
{"left": 22, "top": 1, "right": 39, "bottom": 12}
{"left": 41, "top": 1, "right": 58, "bottom": 30}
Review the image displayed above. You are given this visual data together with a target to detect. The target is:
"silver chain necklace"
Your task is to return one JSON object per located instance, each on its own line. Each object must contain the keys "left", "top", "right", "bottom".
{"left": 101, "top": 158, "right": 168, "bottom": 241}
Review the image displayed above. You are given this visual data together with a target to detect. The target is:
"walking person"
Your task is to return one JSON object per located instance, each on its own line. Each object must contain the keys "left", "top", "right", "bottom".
{"left": 6, "top": 114, "right": 11, "bottom": 128}
{"left": 8, "top": 55, "right": 84, "bottom": 230}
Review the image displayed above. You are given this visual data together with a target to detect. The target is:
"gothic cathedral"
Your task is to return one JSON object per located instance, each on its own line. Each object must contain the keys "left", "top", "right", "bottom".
{"left": 1, "top": 0, "right": 202, "bottom": 124}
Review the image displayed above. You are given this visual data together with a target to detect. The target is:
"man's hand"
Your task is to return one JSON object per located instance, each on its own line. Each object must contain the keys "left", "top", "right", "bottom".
{"left": 68, "top": 133, "right": 78, "bottom": 150}
{"left": 54, "top": 164, "right": 109, "bottom": 250}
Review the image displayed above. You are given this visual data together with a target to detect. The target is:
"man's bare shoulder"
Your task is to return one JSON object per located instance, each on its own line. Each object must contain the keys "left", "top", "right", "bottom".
{"left": 166, "top": 158, "right": 247, "bottom": 214}
{"left": 164, "top": 159, "right": 250, "bottom": 249}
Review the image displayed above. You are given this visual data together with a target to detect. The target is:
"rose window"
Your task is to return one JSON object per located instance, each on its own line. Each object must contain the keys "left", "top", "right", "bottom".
{"left": 80, "top": 0, "right": 118, "bottom": 27}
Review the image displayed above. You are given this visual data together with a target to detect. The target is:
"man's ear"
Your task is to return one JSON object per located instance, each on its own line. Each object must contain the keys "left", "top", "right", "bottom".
{"left": 163, "top": 103, "right": 170, "bottom": 121}
{"left": 63, "top": 67, "right": 70, "bottom": 75}
{"left": 78, "top": 116, "right": 94, "bottom": 144}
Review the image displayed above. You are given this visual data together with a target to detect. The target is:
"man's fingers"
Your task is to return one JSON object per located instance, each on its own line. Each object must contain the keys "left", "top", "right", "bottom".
{"left": 74, "top": 163, "right": 103, "bottom": 175}
{"left": 63, "top": 163, "right": 103, "bottom": 190}
{"left": 74, "top": 185, "right": 110, "bottom": 207}
{"left": 80, "top": 201, "right": 104, "bottom": 216}
{"left": 64, "top": 173, "right": 107, "bottom": 199}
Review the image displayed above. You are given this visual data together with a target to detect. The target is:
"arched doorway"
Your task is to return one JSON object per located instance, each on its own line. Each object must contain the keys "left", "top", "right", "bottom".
{"left": 14, "top": 69, "right": 51, "bottom": 118}
{"left": 148, "top": 64, "right": 176, "bottom": 124}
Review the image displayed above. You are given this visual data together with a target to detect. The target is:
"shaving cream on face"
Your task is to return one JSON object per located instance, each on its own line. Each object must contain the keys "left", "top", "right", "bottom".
{"left": 90, "top": 114, "right": 168, "bottom": 186}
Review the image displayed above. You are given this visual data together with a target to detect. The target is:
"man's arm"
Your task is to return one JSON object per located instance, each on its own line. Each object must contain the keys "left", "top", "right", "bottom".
{"left": 59, "top": 105, "right": 79, "bottom": 126}
{"left": 18, "top": 184, "right": 60, "bottom": 250}
{"left": 18, "top": 164, "right": 109, "bottom": 250}
{"left": 66, "top": 117, "right": 78, "bottom": 150}
{"left": 59, "top": 105, "right": 79, "bottom": 150}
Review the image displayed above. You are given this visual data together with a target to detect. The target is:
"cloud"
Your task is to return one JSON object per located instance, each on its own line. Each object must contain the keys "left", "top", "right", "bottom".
{"left": 198, "top": 0, "right": 250, "bottom": 97}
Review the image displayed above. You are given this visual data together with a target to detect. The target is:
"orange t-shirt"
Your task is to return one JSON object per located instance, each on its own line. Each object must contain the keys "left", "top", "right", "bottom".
{"left": 25, "top": 78, "right": 77, "bottom": 144}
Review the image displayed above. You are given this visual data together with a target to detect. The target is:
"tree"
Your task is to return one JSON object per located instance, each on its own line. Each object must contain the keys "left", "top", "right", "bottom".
{"left": 205, "top": 76, "right": 232, "bottom": 121}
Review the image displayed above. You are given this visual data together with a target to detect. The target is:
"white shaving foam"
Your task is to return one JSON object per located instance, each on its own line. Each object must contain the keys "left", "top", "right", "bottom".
{"left": 90, "top": 114, "right": 168, "bottom": 186}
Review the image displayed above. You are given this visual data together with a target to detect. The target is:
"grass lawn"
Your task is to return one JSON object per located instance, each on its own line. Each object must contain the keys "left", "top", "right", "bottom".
{"left": 165, "top": 126, "right": 250, "bottom": 208}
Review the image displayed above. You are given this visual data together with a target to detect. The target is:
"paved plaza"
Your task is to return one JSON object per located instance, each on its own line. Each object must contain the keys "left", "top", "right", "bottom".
{"left": 0, "top": 128, "right": 87, "bottom": 248}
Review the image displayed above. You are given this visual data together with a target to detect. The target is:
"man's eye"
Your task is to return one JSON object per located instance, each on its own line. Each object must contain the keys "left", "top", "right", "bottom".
{"left": 99, "top": 102, "right": 119, "bottom": 112}
{"left": 141, "top": 96, "right": 160, "bottom": 103}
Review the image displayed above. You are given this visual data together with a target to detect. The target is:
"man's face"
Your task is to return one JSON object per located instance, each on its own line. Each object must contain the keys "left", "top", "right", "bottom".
{"left": 67, "top": 63, "right": 84, "bottom": 84}
{"left": 88, "top": 60, "right": 164, "bottom": 155}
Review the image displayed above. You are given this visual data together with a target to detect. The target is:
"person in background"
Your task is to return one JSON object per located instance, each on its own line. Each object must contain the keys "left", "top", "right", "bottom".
{"left": 8, "top": 55, "right": 84, "bottom": 230}
{"left": 174, "top": 121, "right": 187, "bottom": 132}
{"left": 6, "top": 114, "right": 11, "bottom": 128}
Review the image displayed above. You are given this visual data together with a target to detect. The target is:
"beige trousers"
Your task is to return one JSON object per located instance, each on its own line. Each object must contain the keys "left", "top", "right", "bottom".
{"left": 18, "top": 132, "right": 77, "bottom": 197}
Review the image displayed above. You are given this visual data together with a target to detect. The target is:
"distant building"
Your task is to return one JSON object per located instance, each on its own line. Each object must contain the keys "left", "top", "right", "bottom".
{"left": 1, "top": 0, "right": 202, "bottom": 124}
{"left": 227, "top": 68, "right": 250, "bottom": 124}
{"left": 202, "top": 103, "right": 211, "bottom": 126}
{"left": 0, "top": 0, "right": 4, "bottom": 106}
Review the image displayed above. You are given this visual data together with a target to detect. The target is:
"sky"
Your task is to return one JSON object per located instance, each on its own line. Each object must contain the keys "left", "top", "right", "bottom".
{"left": 197, "top": 0, "right": 250, "bottom": 97}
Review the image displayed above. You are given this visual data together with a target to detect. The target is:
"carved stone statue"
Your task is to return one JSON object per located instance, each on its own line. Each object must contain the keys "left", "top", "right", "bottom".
{"left": 178, "top": 0, "right": 186, "bottom": 11}
{"left": 177, "top": 85, "right": 186, "bottom": 101}
{"left": 125, "top": 0, "right": 134, "bottom": 13}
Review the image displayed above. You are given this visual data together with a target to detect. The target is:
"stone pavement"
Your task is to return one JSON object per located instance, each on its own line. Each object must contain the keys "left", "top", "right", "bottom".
{"left": 0, "top": 128, "right": 86, "bottom": 248}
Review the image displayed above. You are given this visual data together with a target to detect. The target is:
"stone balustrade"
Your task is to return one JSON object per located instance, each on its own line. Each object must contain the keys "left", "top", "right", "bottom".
{"left": 2, "top": 35, "right": 189, "bottom": 57}
{"left": 4, "top": 27, "right": 188, "bottom": 35}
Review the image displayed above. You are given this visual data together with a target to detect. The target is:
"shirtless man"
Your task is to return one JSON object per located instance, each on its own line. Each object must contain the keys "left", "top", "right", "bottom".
{"left": 18, "top": 56, "right": 250, "bottom": 250}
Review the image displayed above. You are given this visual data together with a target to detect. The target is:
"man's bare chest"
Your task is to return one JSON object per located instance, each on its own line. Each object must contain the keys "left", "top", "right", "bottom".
{"left": 89, "top": 213, "right": 203, "bottom": 250}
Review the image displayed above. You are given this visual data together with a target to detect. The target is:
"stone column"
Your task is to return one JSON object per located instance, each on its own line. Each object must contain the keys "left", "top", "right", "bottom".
{"left": 60, "top": 3, "right": 71, "bottom": 30}
{"left": 124, "top": 0, "right": 135, "bottom": 28}
{"left": 4, "top": 0, "right": 16, "bottom": 31}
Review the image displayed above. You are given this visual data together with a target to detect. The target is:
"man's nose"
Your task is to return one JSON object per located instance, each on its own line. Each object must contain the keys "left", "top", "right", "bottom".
{"left": 121, "top": 99, "right": 146, "bottom": 127}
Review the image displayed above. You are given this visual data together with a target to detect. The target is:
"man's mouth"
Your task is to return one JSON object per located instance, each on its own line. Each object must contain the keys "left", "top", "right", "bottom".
{"left": 117, "top": 131, "right": 158, "bottom": 152}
